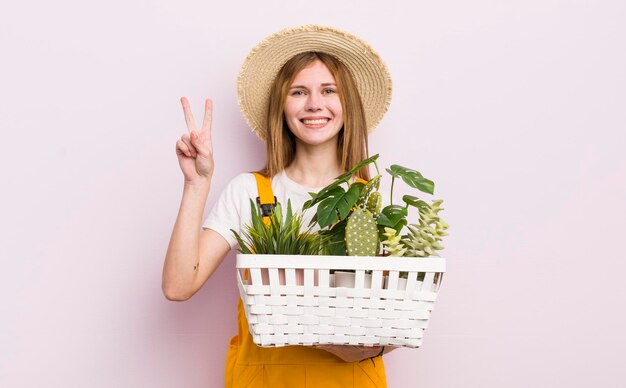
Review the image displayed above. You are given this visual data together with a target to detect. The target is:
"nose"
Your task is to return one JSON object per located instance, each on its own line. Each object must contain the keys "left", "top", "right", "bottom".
{"left": 305, "top": 93, "right": 322, "bottom": 112}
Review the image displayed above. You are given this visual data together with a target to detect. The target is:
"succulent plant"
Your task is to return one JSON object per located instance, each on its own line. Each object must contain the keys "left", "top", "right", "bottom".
{"left": 345, "top": 208, "right": 378, "bottom": 256}
{"left": 381, "top": 227, "right": 407, "bottom": 256}
{"left": 401, "top": 200, "right": 448, "bottom": 257}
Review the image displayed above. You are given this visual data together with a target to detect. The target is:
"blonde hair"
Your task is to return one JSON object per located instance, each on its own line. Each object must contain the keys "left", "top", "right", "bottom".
{"left": 260, "top": 52, "right": 370, "bottom": 181}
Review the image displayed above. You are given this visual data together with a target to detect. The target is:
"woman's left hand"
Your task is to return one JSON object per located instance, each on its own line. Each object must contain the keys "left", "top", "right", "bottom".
{"left": 316, "top": 345, "right": 391, "bottom": 363}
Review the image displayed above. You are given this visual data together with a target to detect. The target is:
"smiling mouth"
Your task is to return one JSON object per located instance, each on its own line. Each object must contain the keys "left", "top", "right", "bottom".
{"left": 301, "top": 119, "right": 330, "bottom": 125}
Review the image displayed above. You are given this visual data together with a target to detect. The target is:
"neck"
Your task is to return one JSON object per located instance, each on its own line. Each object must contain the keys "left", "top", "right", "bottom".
{"left": 284, "top": 139, "right": 344, "bottom": 188}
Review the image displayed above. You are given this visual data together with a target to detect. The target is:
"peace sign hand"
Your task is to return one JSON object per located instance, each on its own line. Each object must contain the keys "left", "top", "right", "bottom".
{"left": 176, "top": 97, "right": 215, "bottom": 183}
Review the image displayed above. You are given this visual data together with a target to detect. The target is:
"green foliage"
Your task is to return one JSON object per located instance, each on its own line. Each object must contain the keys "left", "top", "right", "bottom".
{"left": 235, "top": 154, "right": 449, "bottom": 259}
{"left": 231, "top": 199, "right": 326, "bottom": 255}
{"left": 304, "top": 153, "right": 448, "bottom": 258}
{"left": 314, "top": 184, "right": 360, "bottom": 228}
{"left": 402, "top": 195, "right": 429, "bottom": 211}
{"left": 319, "top": 219, "right": 348, "bottom": 256}
{"left": 303, "top": 154, "right": 379, "bottom": 212}
{"left": 385, "top": 165, "right": 434, "bottom": 195}
{"left": 377, "top": 205, "right": 408, "bottom": 233}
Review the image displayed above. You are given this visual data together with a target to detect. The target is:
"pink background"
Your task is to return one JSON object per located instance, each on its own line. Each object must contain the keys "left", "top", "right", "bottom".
{"left": 1, "top": 1, "right": 625, "bottom": 387}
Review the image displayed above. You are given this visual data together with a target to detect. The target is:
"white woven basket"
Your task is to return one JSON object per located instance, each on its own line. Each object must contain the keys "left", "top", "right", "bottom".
{"left": 236, "top": 254, "right": 446, "bottom": 348}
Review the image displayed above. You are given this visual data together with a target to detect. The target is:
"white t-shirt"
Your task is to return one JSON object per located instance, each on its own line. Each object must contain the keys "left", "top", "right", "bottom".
{"left": 202, "top": 171, "right": 327, "bottom": 249}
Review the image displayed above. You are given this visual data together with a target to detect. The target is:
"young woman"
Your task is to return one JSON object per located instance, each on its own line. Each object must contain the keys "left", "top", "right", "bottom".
{"left": 162, "top": 25, "right": 393, "bottom": 387}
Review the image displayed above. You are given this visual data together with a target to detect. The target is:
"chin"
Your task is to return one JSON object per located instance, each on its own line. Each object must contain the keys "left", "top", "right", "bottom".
{"left": 299, "top": 137, "right": 338, "bottom": 147}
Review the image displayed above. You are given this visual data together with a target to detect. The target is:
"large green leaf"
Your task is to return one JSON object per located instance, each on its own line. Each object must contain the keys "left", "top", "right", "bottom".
{"left": 316, "top": 185, "right": 360, "bottom": 228}
{"left": 402, "top": 195, "right": 429, "bottom": 210}
{"left": 377, "top": 205, "right": 408, "bottom": 228}
{"left": 386, "top": 165, "right": 422, "bottom": 179}
{"left": 304, "top": 154, "right": 380, "bottom": 211}
{"left": 320, "top": 219, "right": 348, "bottom": 255}
{"left": 333, "top": 154, "right": 379, "bottom": 183}
{"left": 385, "top": 164, "right": 435, "bottom": 195}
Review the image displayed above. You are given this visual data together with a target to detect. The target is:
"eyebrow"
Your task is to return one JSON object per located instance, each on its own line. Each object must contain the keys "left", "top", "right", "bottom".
{"left": 289, "top": 83, "right": 337, "bottom": 89}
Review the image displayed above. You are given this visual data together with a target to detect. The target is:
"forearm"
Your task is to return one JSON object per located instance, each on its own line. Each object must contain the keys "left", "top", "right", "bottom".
{"left": 162, "top": 179, "right": 211, "bottom": 300}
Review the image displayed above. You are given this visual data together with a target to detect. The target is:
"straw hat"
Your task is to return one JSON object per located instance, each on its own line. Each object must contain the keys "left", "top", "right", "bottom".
{"left": 237, "top": 24, "right": 392, "bottom": 141}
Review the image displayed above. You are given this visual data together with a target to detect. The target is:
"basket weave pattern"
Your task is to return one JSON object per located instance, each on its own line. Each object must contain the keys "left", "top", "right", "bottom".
{"left": 236, "top": 254, "right": 446, "bottom": 348}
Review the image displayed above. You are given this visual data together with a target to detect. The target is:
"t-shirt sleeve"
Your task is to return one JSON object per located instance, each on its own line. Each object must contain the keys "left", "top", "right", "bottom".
{"left": 202, "top": 173, "right": 256, "bottom": 249}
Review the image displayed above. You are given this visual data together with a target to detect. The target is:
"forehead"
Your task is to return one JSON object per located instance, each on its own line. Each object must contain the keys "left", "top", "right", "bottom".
{"left": 291, "top": 60, "right": 336, "bottom": 85}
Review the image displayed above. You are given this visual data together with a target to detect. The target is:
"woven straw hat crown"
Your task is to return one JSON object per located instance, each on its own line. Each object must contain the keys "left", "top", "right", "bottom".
{"left": 237, "top": 25, "right": 392, "bottom": 141}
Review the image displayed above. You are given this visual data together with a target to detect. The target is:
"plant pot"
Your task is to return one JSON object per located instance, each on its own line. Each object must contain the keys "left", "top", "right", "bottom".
{"left": 334, "top": 270, "right": 384, "bottom": 289}
{"left": 259, "top": 268, "right": 315, "bottom": 286}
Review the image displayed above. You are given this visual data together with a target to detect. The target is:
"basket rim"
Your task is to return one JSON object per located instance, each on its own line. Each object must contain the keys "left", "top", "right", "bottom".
{"left": 236, "top": 254, "right": 446, "bottom": 272}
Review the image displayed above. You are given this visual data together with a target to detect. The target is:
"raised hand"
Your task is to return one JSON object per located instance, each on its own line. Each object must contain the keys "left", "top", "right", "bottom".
{"left": 176, "top": 97, "right": 215, "bottom": 183}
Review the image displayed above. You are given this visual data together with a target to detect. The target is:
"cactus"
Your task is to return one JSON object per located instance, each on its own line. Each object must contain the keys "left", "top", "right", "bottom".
{"left": 402, "top": 200, "right": 448, "bottom": 257}
{"left": 366, "top": 191, "right": 382, "bottom": 216}
{"left": 355, "top": 174, "right": 381, "bottom": 209}
{"left": 381, "top": 227, "right": 407, "bottom": 256}
{"left": 345, "top": 208, "right": 379, "bottom": 256}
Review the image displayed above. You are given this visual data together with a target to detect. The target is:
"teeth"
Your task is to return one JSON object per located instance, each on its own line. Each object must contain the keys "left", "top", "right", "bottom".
{"left": 302, "top": 119, "right": 328, "bottom": 125}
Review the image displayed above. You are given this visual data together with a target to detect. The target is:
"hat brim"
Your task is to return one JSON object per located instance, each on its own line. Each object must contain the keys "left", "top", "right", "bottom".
{"left": 237, "top": 25, "right": 392, "bottom": 141}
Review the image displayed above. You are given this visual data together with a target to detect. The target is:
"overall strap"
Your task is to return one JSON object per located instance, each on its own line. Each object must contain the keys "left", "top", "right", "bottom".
{"left": 252, "top": 172, "right": 276, "bottom": 226}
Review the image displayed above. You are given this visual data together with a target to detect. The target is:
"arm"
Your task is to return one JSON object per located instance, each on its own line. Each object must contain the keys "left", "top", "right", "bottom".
{"left": 162, "top": 97, "right": 229, "bottom": 301}
{"left": 162, "top": 181, "right": 231, "bottom": 301}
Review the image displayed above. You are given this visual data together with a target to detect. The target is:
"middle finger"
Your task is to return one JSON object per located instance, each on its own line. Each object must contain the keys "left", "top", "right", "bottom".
{"left": 201, "top": 98, "right": 213, "bottom": 133}
{"left": 180, "top": 97, "right": 197, "bottom": 132}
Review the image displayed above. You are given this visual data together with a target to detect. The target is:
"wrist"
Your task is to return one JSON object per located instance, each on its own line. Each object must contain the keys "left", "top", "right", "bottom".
{"left": 184, "top": 176, "right": 211, "bottom": 190}
{"left": 183, "top": 178, "right": 211, "bottom": 197}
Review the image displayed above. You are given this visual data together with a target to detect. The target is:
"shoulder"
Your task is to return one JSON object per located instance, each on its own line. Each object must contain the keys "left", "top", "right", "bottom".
{"left": 223, "top": 172, "right": 257, "bottom": 192}
{"left": 212, "top": 173, "right": 258, "bottom": 207}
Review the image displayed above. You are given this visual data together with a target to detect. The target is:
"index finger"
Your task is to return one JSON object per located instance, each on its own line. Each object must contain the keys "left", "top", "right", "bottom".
{"left": 180, "top": 97, "right": 197, "bottom": 132}
{"left": 200, "top": 98, "right": 213, "bottom": 133}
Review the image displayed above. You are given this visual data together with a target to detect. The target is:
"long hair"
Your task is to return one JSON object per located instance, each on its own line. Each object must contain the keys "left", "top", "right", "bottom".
{"left": 260, "top": 52, "right": 370, "bottom": 181}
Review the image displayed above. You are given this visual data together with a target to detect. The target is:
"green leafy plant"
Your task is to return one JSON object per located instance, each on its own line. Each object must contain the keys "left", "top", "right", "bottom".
{"left": 305, "top": 154, "right": 448, "bottom": 257}
{"left": 232, "top": 199, "right": 326, "bottom": 255}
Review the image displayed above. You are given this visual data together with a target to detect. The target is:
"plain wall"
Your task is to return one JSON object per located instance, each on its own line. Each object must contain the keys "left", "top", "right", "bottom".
{"left": 1, "top": 0, "right": 625, "bottom": 387}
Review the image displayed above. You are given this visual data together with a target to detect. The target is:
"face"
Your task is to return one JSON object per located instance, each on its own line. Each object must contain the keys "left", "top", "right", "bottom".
{"left": 283, "top": 60, "right": 344, "bottom": 147}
